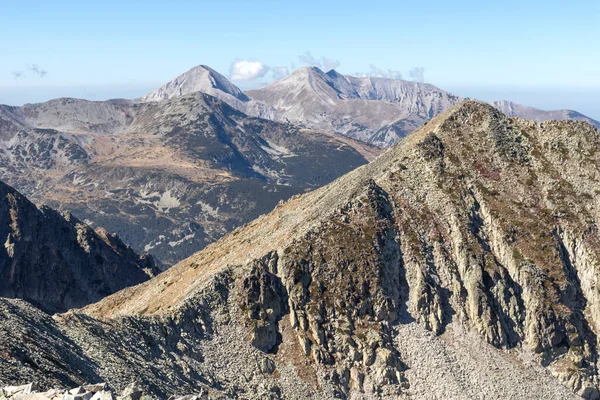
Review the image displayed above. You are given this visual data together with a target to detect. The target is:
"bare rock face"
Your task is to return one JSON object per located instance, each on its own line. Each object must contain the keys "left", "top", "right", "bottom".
{"left": 1, "top": 101, "right": 599, "bottom": 399}
{"left": 0, "top": 180, "right": 158, "bottom": 313}
{"left": 0, "top": 381, "right": 204, "bottom": 399}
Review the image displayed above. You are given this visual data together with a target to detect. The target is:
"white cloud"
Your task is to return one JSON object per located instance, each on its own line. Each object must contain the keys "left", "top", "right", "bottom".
{"left": 229, "top": 60, "right": 270, "bottom": 81}
{"left": 359, "top": 64, "right": 404, "bottom": 80}
{"left": 28, "top": 64, "right": 48, "bottom": 78}
{"left": 298, "top": 51, "right": 340, "bottom": 71}
{"left": 9, "top": 63, "right": 48, "bottom": 80}
{"left": 271, "top": 66, "right": 290, "bottom": 80}
{"left": 409, "top": 67, "right": 425, "bottom": 82}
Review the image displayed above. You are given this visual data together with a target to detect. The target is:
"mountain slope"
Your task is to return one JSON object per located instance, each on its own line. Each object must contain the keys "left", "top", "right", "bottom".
{"left": 1, "top": 101, "right": 599, "bottom": 398}
{"left": 0, "top": 93, "right": 377, "bottom": 266}
{"left": 83, "top": 100, "right": 600, "bottom": 397}
{"left": 247, "top": 67, "right": 600, "bottom": 147}
{"left": 0, "top": 180, "right": 158, "bottom": 313}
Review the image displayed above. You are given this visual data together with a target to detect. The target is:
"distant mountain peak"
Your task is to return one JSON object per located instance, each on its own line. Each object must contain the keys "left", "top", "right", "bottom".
{"left": 490, "top": 99, "right": 600, "bottom": 129}
{"left": 141, "top": 64, "right": 249, "bottom": 103}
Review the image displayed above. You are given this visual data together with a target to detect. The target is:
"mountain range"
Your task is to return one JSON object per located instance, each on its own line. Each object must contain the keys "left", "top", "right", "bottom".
{"left": 1, "top": 102, "right": 599, "bottom": 399}
{"left": 0, "top": 91, "right": 376, "bottom": 266}
{"left": 143, "top": 65, "right": 600, "bottom": 147}
{"left": 1, "top": 63, "right": 597, "bottom": 269}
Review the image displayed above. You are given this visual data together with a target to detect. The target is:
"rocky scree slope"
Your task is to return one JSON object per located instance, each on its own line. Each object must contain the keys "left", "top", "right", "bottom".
{"left": 0, "top": 381, "right": 206, "bottom": 399}
{"left": 0, "top": 94, "right": 376, "bottom": 266}
{"left": 0, "top": 180, "right": 158, "bottom": 313}
{"left": 1, "top": 101, "right": 599, "bottom": 398}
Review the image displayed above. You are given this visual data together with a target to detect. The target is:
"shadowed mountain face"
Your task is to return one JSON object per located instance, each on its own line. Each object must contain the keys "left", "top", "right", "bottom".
{"left": 1, "top": 102, "right": 599, "bottom": 399}
{"left": 0, "top": 93, "right": 377, "bottom": 266}
{"left": 0, "top": 180, "right": 158, "bottom": 313}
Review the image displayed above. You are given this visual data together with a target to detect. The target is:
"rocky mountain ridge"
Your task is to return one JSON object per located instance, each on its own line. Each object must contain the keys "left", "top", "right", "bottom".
{"left": 0, "top": 180, "right": 158, "bottom": 313}
{"left": 3, "top": 64, "right": 597, "bottom": 267}
{"left": 1, "top": 101, "right": 599, "bottom": 399}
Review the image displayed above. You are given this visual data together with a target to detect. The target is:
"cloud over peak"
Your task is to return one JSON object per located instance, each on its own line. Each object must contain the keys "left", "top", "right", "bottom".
{"left": 409, "top": 67, "right": 425, "bottom": 83}
{"left": 229, "top": 60, "right": 270, "bottom": 81}
{"left": 298, "top": 51, "right": 340, "bottom": 71}
{"left": 227, "top": 54, "right": 426, "bottom": 86}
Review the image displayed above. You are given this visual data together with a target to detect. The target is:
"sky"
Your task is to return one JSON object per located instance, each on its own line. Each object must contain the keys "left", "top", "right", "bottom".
{"left": 1, "top": 0, "right": 600, "bottom": 118}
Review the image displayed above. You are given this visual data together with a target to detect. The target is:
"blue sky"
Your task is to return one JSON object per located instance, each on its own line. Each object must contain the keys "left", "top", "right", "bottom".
{"left": 1, "top": 0, "right": 599, "bottom": 118}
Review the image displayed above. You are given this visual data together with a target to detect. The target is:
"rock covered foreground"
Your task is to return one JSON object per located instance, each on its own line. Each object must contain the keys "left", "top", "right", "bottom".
{"left": 2, "top": 101, "right": 600, "bottom": 399}
{"left": 0, "top": 382, "right": 204, "bottom": 399}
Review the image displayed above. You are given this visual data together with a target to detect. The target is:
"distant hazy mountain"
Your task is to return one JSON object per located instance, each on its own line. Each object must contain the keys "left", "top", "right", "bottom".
{"left": 0, "top": 179, "right": 158, "bottom": 313}
{"left": 491, "top": 100, "right": 600, "bottom": 129}
{"left": 140, "top": 65, "right": 459, "bottom": 147}
{"left": 0, "top": 93, "right": 377, "bottom": 266}
{"left": 140, "top": 65, "right": 599, "bottom": 148}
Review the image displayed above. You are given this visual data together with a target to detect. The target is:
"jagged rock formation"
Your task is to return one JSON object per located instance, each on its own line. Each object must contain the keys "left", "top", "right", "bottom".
{"left": 0, "top": 93, "right": 376, "bottom": 266}
{"left": 0, "top": 180, "right": 158, "bottom": 313}
{"left": 1, "top": 101, "right": 599, "bottom": 398}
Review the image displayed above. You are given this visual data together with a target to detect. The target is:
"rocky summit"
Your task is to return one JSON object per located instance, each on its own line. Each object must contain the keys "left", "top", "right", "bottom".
{"left": 0, "top": 180, "right": 158, "bottom": 313}
{"left": 1, "top": 101, "right": 600, "bottom": 399}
